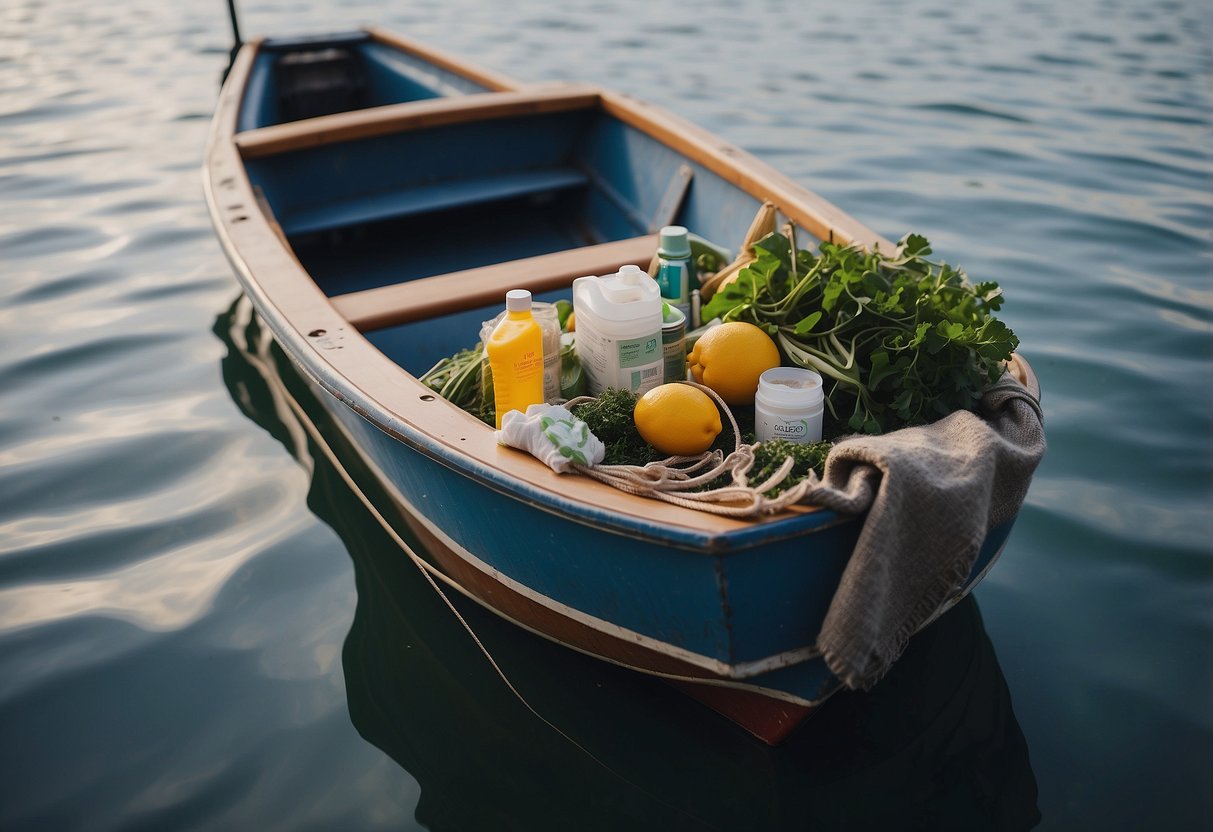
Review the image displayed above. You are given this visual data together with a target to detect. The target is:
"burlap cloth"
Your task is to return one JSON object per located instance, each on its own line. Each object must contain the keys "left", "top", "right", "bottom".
{"left": 801, "top": 372, "right": 1046, "bottom": 690}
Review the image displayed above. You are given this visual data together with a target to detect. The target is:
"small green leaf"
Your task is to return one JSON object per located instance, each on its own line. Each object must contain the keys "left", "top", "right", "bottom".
{"left": 901, "top": 233, "right": 931, "bottom": 257}
{"left": 793, "top": 311, "right": 823, "bottom": 335}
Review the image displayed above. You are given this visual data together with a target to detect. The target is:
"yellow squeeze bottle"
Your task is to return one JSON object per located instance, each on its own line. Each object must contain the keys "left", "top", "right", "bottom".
{"left": 488, "top": 289, "right": 545, "bottom": 428}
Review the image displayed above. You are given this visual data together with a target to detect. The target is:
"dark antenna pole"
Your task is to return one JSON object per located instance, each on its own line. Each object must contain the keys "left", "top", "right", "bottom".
{"left": 223, "top": 0, "right": 243, "bottom": 82}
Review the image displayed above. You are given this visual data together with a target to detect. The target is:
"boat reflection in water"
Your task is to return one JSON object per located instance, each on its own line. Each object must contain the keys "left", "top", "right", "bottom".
{"left": 217, "top": 296, "right": 1041, "bottom": 830}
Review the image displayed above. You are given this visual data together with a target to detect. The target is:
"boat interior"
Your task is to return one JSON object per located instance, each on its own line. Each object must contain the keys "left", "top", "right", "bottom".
{"left": 233, "top": 30, "right": 769, "bottom": 377}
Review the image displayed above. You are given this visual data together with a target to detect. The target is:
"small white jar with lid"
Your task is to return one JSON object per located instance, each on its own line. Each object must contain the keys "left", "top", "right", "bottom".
{"left": 755, "top": 367, "right": 825, "bottom": 444}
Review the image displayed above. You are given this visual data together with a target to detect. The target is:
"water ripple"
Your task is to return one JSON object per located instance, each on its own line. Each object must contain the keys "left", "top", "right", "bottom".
{"left": 0, "top": 521, "right": 307, "bottom": 637}
{"left": 0, "top": 333, "right": 182, "bottom": 391}
{"left": 0, "top": 224, "right": 111, "bottom": 258}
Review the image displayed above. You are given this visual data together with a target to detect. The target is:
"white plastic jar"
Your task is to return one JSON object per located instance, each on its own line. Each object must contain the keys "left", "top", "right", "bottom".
{"left": 754, "top": 367, "right": 825, "bottom": 444}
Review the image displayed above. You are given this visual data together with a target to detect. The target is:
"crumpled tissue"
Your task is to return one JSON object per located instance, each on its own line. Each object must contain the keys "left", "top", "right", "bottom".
{"left": 496, "top": 403, "right": 605, "bottom": 473}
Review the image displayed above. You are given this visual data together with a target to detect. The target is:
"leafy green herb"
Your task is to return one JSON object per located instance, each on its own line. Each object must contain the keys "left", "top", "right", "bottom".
{"left": 422, "top": 335, "right": 588, "bottom": 427}
{"left": 420, "top": 345, "right": 488, "bottom": 422}
{"left": 560, "top": 341, "right": 586, "bottom": 399}
{"left": 554, "top": 299, "right": 573, "bottom": 331}
{"left": 690, "top": 235, "right": 730, "bottom": 276}
{"left": 701, "top": 232, "right": 1017, "bottom": 434}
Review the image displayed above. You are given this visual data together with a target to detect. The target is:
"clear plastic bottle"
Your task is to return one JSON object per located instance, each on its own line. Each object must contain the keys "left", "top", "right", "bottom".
{"left": 487, "top": 289, "right": 545, "bottom": 428}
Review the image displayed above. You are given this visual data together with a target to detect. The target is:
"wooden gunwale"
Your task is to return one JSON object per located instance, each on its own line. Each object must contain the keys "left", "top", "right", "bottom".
{"left": 597, "top": 90, "right": 896, "bottom": 255}
{"left": 234, "top": 85, "right": 603, "bottom": 160}
{"left": 330, "top": 235, "right": 658, "bottom": 332}
{"left": 364, "top": 26, "right": 521, "bottom": 94}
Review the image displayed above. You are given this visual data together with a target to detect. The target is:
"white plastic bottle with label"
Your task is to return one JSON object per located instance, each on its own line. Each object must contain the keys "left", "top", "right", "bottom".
{"left": 755, "top": 367, "right": 825, "bottom": 444}
{"left": 572, "top": 264, "right": 664, "bottom": 396}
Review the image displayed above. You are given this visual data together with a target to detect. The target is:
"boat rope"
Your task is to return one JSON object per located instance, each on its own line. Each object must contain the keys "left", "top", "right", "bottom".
{"left": 222, "top": 0, "right": 243, "bottom": 82}
{"left": 566, "top": 380, "right": 819, "bottom": 517}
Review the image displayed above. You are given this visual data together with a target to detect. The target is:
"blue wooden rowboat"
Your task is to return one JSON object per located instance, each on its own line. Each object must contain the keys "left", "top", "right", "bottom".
{"left": 204, "top": 27, "right": 1039, "bottom": 744}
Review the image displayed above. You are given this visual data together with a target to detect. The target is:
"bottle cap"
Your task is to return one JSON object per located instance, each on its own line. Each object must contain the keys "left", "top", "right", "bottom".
{"left": 659, "top": 225, "right": 691, "bottom": 258}
{"left": 617, "top": 264, "right": 646, "bottom": 285}
{"left": 505, "top": 289, "right": 532, "bottom": 312}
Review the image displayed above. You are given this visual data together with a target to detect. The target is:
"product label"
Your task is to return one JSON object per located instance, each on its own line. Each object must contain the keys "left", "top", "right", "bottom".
{"left": 663, "top": 339, "right": 686, "bottom": 383}
{"left": 512, "top": 350, "right": 542, "bottom": 381}
{"left": 656, "top": 261, "right": 689, "bottom": 303}
{"left": 630, "top": 366, "right": 662, "bottom": 391}
{"left": 772, "top": 419, "right": 810, "bottom": 438}
{"left": 577, "top": 324, "right": 664, "bottom": 395}
{"left": 617, "top": 334, "right": 661, "bottom": 369}
{"left": 756, "top": 411, "right": 822, "bottom": 445}
{"left": 542, "top": 353, "right": 559, "bottom": 402}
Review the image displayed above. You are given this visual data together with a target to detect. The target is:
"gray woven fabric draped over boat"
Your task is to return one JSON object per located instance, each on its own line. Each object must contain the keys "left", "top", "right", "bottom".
{"left": 805, "top": 372, "right": 1046, "bottom": 690}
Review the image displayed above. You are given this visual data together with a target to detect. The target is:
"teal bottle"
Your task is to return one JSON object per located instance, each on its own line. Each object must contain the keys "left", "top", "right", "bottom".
{"left": 655, "top": 225, "right": 695, "bottom": 321}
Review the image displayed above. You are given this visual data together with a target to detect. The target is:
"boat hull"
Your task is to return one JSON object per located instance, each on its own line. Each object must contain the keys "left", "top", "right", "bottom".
{"left": 306, "top": 365, "right": 1013, "bottom": 743}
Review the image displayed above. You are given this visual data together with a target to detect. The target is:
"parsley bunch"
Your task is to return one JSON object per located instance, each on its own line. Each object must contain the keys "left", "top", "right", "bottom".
{"left": 701, "top": 232, "right": 1017, "bottom": 434}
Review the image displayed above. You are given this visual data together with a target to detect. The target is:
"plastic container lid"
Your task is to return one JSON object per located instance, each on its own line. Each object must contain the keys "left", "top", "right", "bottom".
{"left": 757, "top": 367, "right": 824, "bottom": 407}
{"left": 658, "top": 225, "right": 691, "bottom": 258}
{"left": 505, "top": 288, "right": 532, "bottom": 312}
{"left": 618, "top": 264, "right": 647, "bottom": 285}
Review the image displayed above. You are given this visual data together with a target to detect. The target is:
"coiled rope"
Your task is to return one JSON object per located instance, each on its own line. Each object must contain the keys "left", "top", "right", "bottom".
{"left": 565, "top": 381, "right": 818, "bottom": 518}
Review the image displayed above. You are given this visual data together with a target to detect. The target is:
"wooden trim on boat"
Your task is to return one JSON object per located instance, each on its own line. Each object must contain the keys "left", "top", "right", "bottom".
{"left": 331, "top": 235, "right": 657, "bottom": 332}
{"left": 1006, "top": 352, "right": 1040, "bottom": 399}
{"left": 235, "top": 85, "right": 602, "bottom": 159}
{"left": 598, "top": 90, "right": 896, "bottom": 254}
{"left": 364, "top": 26, "right": 521, "bottom": 93}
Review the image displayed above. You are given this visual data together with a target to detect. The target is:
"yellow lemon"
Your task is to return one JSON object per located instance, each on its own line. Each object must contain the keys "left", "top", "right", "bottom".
{"left": 634, "top": 383, "right": 722, "bottom": 456}
{"left": 687, "top": 322, "right": 781, "bottom": 405}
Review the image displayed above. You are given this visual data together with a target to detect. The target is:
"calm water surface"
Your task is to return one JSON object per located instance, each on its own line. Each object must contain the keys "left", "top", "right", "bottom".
{"left": 1, "top": 0, "right": 1210, "bottom": 829}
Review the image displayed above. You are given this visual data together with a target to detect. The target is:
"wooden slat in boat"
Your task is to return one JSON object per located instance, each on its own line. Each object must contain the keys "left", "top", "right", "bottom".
{"left": 331, "top": 235, "right": 658, "bottom": 332}
{"left": 365, "top": 26, "right": 521, "bottom": 94}
{"left": 235, "top": 85, "right": 602, "bottom": 159}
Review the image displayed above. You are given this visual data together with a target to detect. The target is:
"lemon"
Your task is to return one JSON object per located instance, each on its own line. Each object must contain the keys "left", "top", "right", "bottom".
{"left": 687, "top": 322, "right": 781, "bottom": 405}
{"left": 633, "top": 383, "right": 722, "bottom": 456}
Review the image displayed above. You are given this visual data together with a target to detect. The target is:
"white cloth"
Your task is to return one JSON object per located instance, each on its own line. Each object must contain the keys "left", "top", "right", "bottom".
{"left": 496, "top": 404, "right": 606, "bottom": 473}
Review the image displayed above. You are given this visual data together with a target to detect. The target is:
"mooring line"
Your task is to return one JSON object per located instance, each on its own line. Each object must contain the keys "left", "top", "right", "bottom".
{"left": 243, "top": 321, "right": 714, "bottom": 824}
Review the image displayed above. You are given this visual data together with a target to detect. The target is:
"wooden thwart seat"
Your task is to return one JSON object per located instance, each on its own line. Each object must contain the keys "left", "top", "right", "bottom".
{"left": 330, "top": 235, "right": 656, "bottom": 332}
{"left": 280, "top": 167, "right": 589, "bottom": 236}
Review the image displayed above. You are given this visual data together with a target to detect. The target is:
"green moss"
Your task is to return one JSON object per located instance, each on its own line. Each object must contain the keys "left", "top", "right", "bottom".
{"left": 748, "top": 439, "right": 832, "bottom": 496}
{"left": 570, "top": 388, "right": 660, "bottom": 466}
